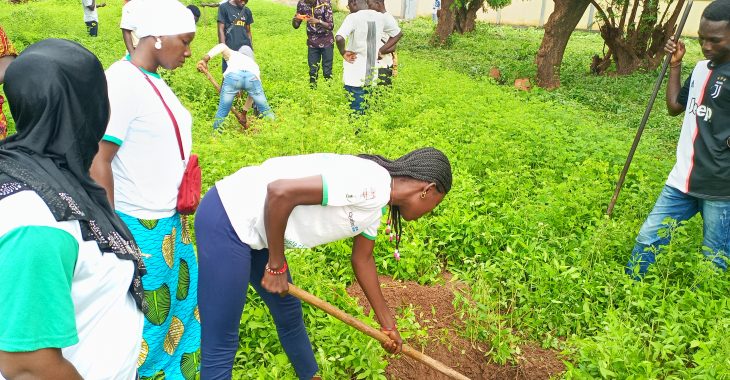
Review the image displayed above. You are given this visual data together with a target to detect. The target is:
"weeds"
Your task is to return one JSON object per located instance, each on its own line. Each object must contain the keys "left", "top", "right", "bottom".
{"left": 1, "top": 1, "right": 728, "bottom": 378}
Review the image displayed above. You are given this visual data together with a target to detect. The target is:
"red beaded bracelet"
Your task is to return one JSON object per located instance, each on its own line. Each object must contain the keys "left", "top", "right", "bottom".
{"left": 380, "top": 324, "right": 397, "bottom": 332}
{"left": 265, "top": 262, "right": 288, "bottom": 275}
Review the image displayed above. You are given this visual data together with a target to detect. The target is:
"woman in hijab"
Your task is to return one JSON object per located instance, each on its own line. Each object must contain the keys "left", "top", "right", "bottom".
{"left": 0, "top": 39, "right": 145, "bottom": 379}
{"left": 89, "top": 1, "right": 199, "bottom": 378}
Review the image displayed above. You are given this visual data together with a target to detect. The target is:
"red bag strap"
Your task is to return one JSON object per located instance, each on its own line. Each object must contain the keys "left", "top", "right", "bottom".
{"left": 129, "top": 61, "right": 185, "bottom": 161}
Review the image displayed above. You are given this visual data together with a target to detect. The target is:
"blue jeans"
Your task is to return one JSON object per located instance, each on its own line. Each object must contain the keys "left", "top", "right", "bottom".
{"left": 195, "top": 187, "right": 318, "bottom": 380}
{"left": 344, "top": 85, "right": 369, "bottom": 115}
{"left": 627, "top": 185, "right": 730, "bottom": 277}
{"left": 213, "top": 70, "right": 274, "bottom": 130}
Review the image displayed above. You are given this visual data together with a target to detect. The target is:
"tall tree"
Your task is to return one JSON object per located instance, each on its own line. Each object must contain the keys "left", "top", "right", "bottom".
{"left": 536, "top": 0, "right": 686, "bottom": 89}
{"left": 433, "top": 0, "right": 512, "bottom": 45}
{"left": 591, "top": 0, "right": 686, "bottom": 74}
{"left": 535, "top": 0, "right": 591, "bottom": 89}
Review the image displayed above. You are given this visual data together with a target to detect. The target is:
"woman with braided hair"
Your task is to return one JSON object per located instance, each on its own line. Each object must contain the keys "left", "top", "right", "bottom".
{"left": 194, "top": 147, "right": 451, "bottom": 379}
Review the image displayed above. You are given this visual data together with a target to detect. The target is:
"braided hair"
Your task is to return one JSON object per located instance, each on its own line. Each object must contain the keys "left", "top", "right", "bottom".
{"left": 358, "top": 147, "right": 452, "bottom": 258}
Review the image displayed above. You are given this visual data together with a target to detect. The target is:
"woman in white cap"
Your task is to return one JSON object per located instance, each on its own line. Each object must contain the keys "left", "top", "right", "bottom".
{"left": 90, "top": 0, "right": 200, "bottom": 378}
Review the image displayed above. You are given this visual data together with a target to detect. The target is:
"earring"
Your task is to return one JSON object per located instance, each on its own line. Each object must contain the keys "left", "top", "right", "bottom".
{"left": 420, "top": 191, "right": 427, "bottom": 199}
{"left": 154, "top": 38, "right": 162, "bottom": 50}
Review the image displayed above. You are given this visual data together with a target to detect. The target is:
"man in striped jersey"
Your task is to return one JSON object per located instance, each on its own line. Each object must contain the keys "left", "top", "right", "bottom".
{"left": 627, "top": 0, "right": 730, "bottom": 277}
{"left": 335, "top": 0, "right": 400, "bottom": 114}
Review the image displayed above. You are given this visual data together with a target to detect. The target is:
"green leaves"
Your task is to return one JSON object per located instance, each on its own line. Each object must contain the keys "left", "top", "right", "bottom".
{"left": 4, "top": 0, "right": 727, "bottom": 378}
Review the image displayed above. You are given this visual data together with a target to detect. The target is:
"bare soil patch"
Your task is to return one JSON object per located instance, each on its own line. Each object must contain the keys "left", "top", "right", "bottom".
{"left": 346, "top": 275, "right": 566, "bottom": 380}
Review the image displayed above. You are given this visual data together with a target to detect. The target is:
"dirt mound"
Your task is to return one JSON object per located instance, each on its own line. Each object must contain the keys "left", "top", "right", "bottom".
{"left": 346, "top": 275, "right": 565, "bottom": 380}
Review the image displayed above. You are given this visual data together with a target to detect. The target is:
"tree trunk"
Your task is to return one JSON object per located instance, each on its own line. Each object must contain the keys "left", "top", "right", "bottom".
{"left": 433, "top": 0, "right": 457, "bottom": 45}
{"left": 535, "top": 0, "right": 591, "bottom": 89}
{"left": 455, "top": 0, "right": 483, "bottom": 33}
{"left": 612, "top": 43, "right": 642, "bottom": 74}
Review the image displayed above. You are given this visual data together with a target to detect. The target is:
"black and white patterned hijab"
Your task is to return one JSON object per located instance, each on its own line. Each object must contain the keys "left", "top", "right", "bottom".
{"left": 0, "top": 39, "right": 147, "bottom": 312}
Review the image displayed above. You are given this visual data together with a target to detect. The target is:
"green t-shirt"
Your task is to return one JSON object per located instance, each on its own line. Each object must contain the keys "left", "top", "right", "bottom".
{"left": 0, "top": 226, "right": 79, "bottom": 352}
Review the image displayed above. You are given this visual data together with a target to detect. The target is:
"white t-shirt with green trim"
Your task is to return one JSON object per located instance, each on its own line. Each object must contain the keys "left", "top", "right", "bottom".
{"left": 103, "top": 60, "right": 193, "bottom": 219}
{"left": 216, "top": 154, "right": 391, "bottom": 249}
{"left": 0, "top": 191, "right": 143, "bottom": 380}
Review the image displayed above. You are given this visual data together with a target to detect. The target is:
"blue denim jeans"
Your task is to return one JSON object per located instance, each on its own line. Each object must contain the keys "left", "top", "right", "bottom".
{"left": 213, "top": 70, "right": 274, "bottom": 130}
{"left": 626, "top": 185, "right": 730, "bottom": 277}
{"left": 344, "top": 85, "right": 369, "bottom": 115}
{"left": 195, "top": 187, "right": 318, "bottom": 380}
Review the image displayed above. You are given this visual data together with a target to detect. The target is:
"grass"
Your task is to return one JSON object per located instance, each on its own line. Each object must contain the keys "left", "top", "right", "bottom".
{"left": 1, "top": 0, "right": 728, "bottom": 378}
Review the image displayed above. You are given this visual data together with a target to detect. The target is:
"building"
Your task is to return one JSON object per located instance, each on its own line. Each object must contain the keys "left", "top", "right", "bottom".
{"left": 336, "top": 0, "right": 710, "bottom": 37}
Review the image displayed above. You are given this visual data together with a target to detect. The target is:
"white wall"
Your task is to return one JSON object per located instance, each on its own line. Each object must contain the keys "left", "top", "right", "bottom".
{"left": 335, "top": 0, "right": 710, "bottom": 37}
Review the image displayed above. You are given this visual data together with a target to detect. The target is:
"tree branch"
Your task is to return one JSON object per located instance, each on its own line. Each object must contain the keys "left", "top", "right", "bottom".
{"left": 618, "top": 0, "right": 629, "bottom": 31}
{"left": 590, "top": 0, "right": 614, "bottom": 29}
{"left": 627, "top": 0, "right": 640, "bottom": 35}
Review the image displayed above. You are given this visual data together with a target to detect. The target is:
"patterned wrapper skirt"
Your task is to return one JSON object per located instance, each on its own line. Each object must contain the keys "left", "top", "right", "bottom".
{"left": 118, "top": 211, "right": 201, "bottom": 380}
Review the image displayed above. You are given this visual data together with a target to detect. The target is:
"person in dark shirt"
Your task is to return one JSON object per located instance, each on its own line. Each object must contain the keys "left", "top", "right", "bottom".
{"left": 292, "top": 0, "right": 334, "bottom": 85}
{"left": 217, "top": 0, "right": 254, "bottom": 72}
{"left": 627, "top": 0, "right": 730, "bottom": 277}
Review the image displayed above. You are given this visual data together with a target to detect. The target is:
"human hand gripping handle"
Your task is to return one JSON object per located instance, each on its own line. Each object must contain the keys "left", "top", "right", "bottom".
{"left": 197, "top": 55, "right": 210, "bottom": 73}
{"left": 261, "top": 262, "right": 289, "bottom": 295}
{"left": 665, "top": 36, "right": 686, "bottom": 66}
{"left": 380, "top": 325, "right": 403, "bottom": 354}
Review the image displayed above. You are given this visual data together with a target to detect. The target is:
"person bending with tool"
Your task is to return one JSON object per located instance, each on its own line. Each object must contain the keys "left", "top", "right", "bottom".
{"left": 198, "top": 44, "right": 274, "bottom": 131}
{"left": 194, "top": 148, "right": 451, "bottom": 379}
{"left": 627, "top": 0, "right": 730, "bottom": 277}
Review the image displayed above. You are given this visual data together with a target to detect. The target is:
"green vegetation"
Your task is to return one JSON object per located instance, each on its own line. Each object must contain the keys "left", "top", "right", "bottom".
{"left": 2, "top": 0, "right": 729, "bottom": 378}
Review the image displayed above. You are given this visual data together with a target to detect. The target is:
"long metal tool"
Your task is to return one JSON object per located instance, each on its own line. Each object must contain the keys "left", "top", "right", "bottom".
{"left": 287, "top": 283, "right": 472, "bottom": 380}
{"left": 606, "top": 0, "right": 694, "bottom": 216}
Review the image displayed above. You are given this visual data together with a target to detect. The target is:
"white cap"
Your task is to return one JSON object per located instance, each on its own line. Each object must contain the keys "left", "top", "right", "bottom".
{"left": 238, "top": 46, "right": 255, "bottom": 59}
{"left": 135, "top": 0, "right": 196, "bottom": 38}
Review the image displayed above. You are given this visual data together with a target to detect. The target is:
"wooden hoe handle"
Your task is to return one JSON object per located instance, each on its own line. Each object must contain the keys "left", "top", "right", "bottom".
{"left": 287, "top": 283, "right": 472, "bottom": 380}
{"left": 198, "top": 66, "right": 248, "bottom": 130}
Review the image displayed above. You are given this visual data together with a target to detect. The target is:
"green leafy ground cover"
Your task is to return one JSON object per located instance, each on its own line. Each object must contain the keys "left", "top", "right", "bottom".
{"left": 2, "top": 1, "right": 729, "bottom": 378}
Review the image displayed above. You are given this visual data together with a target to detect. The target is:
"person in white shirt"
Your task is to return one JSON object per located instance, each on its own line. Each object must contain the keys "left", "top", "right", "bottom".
{"left": 90, "top": 1, "right": 201, "bottom": 378}
{"left": 197, "top": 43, "right": 274, "bottom": 131}
{"left": 335, "top": 0, "right": 401, "bottom": 113}
{"left": 432, "top": 0, "right": 441, "bottom": 23}
{"left": 81, "top": 0, "right": 106, "bottom": 37}
{"left": 194, "top": 147, "right": 452, "bottom": 380}
{"left": 367, "top": 0, "right": 402, "bottom": 86}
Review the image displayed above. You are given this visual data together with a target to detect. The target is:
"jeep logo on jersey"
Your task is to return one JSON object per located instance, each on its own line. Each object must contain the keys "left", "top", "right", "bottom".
{"left": 688, "top": 99, "right": 713, "bottom": 122}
